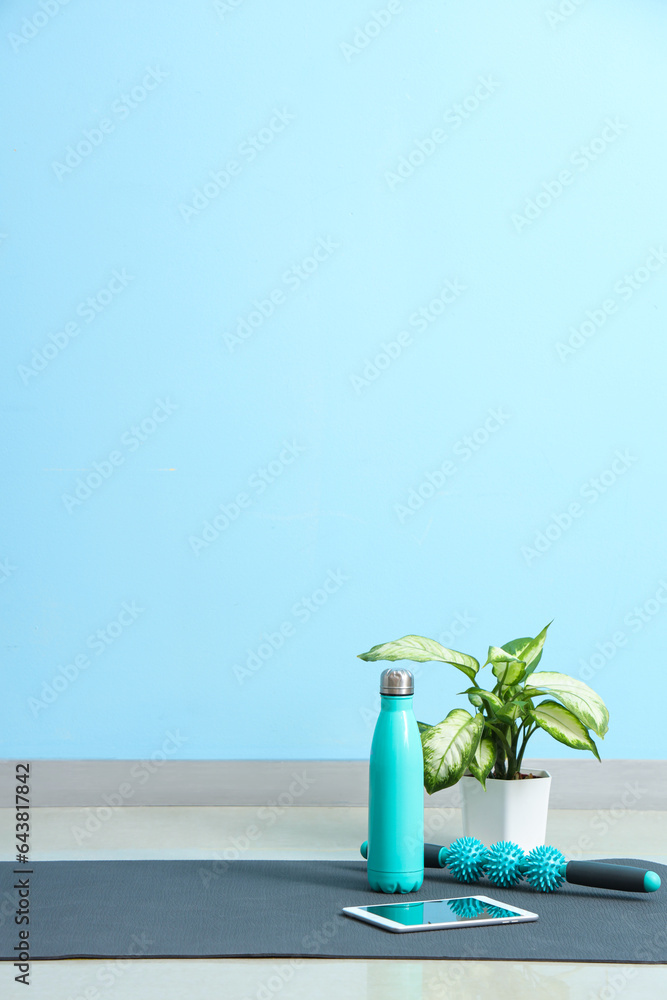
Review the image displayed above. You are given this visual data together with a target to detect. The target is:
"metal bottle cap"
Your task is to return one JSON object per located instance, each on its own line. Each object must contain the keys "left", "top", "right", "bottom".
{"left": 380, "top": 667, "right": 414, "bottom": 695}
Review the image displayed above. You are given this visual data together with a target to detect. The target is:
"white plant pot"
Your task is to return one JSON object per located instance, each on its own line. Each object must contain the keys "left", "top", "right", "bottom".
{"left": 460, "top": 769, "right": 552, "bottom": 852}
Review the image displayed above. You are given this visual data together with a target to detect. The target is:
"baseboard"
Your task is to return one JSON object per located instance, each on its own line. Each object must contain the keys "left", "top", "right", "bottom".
{"left": 0, "top": 759, "right": 664, "bottom": 810}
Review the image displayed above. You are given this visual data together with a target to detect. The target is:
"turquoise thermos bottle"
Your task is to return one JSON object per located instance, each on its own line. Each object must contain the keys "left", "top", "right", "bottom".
{"left": 367, "top": 667, "right": 424, "bottom": 893}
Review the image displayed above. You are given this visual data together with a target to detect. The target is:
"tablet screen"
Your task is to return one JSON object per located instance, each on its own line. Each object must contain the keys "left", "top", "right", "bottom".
{"left": 361, "top": 896, "right": 521, "bottom": 926}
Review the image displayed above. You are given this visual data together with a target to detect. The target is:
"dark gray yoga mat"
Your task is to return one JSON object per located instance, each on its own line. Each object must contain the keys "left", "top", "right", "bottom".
{"left": 0, "top": 859, "right": 665, "bottom": 963}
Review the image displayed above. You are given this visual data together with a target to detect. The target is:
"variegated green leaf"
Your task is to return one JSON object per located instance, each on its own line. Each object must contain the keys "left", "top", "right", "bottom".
{"left": 495, "top": 701, "right": 521, "bottom": 722}
{"left": 421, "top": 709, "right": 484, "bottom": 794}
{"left": 528, "top": 671, "right": 609, "bottom": 737}
{"left": 486, "top": 645, "right": 523, "bottom": 665}
{"left": 417, "top": 721, "right": 432, "bottom": 735}
{"left": 358, "top": 635, "right": 479, "bottom": 681}
{"left": 530, "top": 700, "right": 600, "bottom": 759}
{"left": 491, "top": 659, "right": 524, "bottom": 686}
{"left": 460, "top": 687, "right": 505, "bottom": 715}
{"left": 467, "top": 736, "right": 495, "bottom": 789}
{"left": 501, "top": 622, "right": 551, "bottom": 678}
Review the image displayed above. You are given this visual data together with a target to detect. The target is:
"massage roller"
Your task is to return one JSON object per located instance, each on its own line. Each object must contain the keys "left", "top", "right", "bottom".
{"left": 360, "top": 838, "right": 661, "bottom": 893}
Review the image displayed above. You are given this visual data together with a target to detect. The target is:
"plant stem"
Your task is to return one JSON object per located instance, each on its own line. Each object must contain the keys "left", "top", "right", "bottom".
{"left": 493, "top": 740, "right": 506, "bottom": 779}
{"left": 505, "top": 723, "right": 519, "bottom": 779}
{"left": 484, "top": 720, "right": 517, "bottom": 779}
{"left": 483, "top": 721, "right": 512, "bottom": 756}
{"left": 515, "top": 723, "right": 536, "bottom": 773}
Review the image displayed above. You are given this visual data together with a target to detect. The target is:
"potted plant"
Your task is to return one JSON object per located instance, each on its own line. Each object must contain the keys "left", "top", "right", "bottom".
{"left": 358, "top": 623, "right": 609, "bottom": 851}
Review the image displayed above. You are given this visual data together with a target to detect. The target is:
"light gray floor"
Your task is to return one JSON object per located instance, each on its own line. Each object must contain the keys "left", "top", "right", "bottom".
{"left": 1, "top": 806, "right": 665, "bottom": 999}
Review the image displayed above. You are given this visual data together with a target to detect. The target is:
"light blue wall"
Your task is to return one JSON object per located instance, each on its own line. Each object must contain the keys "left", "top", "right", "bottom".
{"left": 2, "top": 0, "right": 666, "bottom": 760}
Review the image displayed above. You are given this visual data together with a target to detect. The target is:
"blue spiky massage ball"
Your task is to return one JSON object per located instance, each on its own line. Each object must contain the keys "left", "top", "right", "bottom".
{"left": 445, "top": 836, "right": 487, "bottom": 883}
{"left": 484, "top": 840, "right": 525, "bottom": 887}
{"left": 485, "top": 903, "right": 515, "bottom": 919}
{"left": 447, "top": 895, "right": 486, "bottom": 919}
{"left": 522, "top": 844, "right": 566, "bottom": 892}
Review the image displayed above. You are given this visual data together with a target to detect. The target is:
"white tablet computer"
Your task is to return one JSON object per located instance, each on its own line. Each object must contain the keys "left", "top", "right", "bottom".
{"left": 343, "top": 894, "right": 538, "bottom": 932}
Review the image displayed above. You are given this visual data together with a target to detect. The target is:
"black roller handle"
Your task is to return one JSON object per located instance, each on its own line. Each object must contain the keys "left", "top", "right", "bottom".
{"left": 424, "top": 843, "right": 448, "bottom": 868}
{"left": 565, "top": 861, "right": 660, "bottom": 893}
